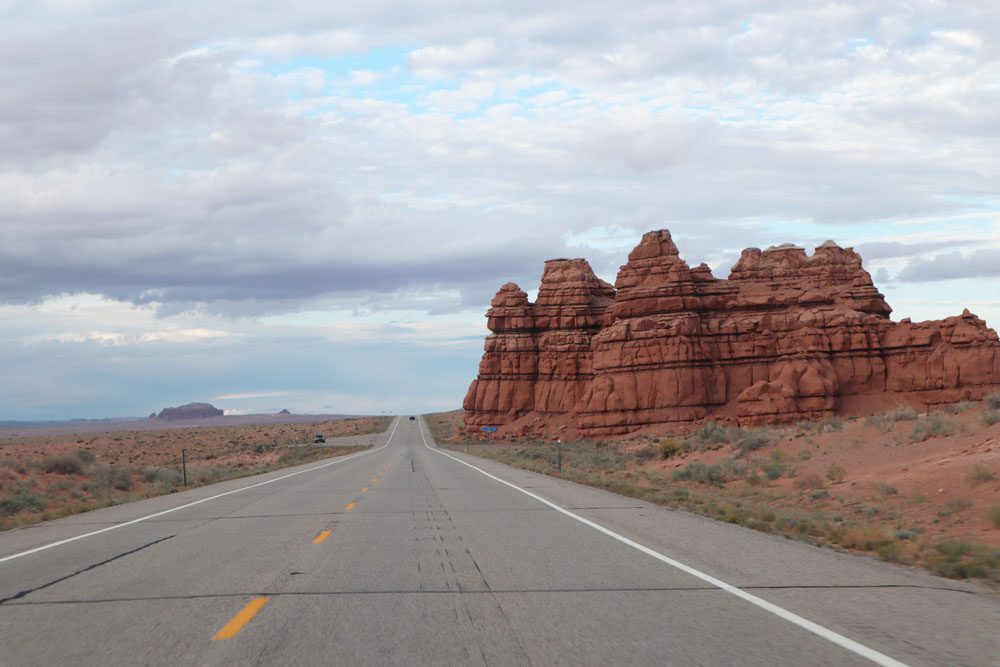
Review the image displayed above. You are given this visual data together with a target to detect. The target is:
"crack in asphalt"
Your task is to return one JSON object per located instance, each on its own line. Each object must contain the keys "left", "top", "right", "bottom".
{"left": 0, "top": 535, "right": 175, "bottom": 605}
{"left": 0, "top": 582, "right": 981, "bottom": 607}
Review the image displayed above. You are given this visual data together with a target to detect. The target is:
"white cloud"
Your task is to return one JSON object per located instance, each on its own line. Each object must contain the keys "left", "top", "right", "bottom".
{"left": 214, "top": 391, "right": 291, "bottom": 400}
{"left": 252, "top": 30, "right": 366, "bottom": 57}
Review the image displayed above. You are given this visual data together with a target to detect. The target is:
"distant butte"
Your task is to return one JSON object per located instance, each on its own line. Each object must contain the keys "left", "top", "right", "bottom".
{"left": 156, "top": 402, "right": 224, "bottom": 421}
{"left": 464, "top": 229, "right": 1000, "bottom": 436}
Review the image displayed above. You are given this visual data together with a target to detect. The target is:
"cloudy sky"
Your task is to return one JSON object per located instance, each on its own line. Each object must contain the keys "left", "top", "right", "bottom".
{"left": 2, "top": 1, "right": 999, "bottom": 419}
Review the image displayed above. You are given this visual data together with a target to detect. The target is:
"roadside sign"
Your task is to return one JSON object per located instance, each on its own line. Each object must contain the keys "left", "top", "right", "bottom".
{"left": 481, "top": 426, "right": 498, "bottom": 432}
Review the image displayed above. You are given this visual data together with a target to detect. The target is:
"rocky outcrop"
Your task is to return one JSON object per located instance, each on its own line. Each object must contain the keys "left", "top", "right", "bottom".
{"left": 156, "top": 402, "right": 224, "bottom": 420}
{"left": 463, "top": 258, "right": 614, "bottom": 430}
{"left": 464, "top": 230, "right": 1000, "bottom": 436}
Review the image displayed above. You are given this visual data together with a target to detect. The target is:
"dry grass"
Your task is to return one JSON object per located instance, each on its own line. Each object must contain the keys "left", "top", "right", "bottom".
{"left": 0, "top": 416, "right": 391, "bottom": 531}
{"left": 966, "top": 465, "right": 996, "bottom": 485}
{"left": 910, "top": 414, "right": 959, "bottom": 442}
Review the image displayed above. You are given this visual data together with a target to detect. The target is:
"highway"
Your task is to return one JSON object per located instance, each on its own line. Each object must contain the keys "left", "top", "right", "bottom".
{"left": 0, "top": 416, "right": 997, "bottom": 665}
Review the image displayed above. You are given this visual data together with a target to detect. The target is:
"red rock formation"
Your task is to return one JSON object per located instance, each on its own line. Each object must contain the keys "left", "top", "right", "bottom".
{"left": 464, "top": 230, "right": 1000, "bottom": 436}
{"left": 463, "top": 259, "right": 613, "bottom": 429}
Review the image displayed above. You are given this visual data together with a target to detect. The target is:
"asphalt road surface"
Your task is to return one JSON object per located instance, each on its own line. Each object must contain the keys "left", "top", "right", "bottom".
{"left": 0, "top": 417, "right": 997, "bottom": 666}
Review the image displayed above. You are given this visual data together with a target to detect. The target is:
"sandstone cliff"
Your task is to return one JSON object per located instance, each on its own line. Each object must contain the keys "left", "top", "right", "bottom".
{"left": 464, "top": 230, "right": 1000, "bottom": 436}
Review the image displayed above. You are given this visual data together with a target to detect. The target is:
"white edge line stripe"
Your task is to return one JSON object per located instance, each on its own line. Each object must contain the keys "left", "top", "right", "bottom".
{"left": 417, "top": 417, "right": 907, "bottom": 667}
{"left": 0, "top": 417, "right": 401, "bottom": 565}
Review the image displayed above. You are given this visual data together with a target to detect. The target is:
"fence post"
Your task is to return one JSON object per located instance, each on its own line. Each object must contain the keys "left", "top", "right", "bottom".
{"left": 182, "top": 449, "right": 188, "bottom": 487}
{"left": 557, "top": 439, "right": 562, "bottom": 472}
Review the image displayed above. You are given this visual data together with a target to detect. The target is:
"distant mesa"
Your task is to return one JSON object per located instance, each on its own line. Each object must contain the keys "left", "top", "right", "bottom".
{"left": 464, "top": 228, "right": 1000, "bottom": 436}
{"left": 278, "top": 408, "right": 291, "bottom": 415}
{"left": 156, "top": 402, "right": 224, "bottom": 421}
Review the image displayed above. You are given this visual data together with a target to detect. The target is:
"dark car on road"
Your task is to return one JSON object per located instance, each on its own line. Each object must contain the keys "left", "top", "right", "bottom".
{"left": 409, "top": 416, "right": 415, "bottom": 421}
{"left": 314, "top": 434, "right": 325, "bottom": 443}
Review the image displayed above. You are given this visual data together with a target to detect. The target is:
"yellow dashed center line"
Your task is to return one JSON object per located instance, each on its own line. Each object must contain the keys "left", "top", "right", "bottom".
{"left": 313, "top": 529, "right": 331, "bottom": 544}
{"left": 212, "top": 597, "right": 269, "bottom": 640}
{"left": 345, "top": 501, "right": 356, "bottom": 511}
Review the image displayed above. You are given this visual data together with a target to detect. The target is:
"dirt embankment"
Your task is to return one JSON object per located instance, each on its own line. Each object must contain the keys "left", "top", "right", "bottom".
{"left": 0, "top": 415, "right": 393, "bottom": 531}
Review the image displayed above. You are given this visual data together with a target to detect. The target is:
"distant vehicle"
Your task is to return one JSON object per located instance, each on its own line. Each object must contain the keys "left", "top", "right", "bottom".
{"left": 409, "top": 416, "right": 415, "bottom": 421}
{"left": 314, "top": 434, "right": 326, "bottom": 443}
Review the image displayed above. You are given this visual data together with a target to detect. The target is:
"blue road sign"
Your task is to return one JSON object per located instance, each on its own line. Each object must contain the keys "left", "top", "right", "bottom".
{"left": 481, "top": 426, "right": 498, "bottom": 432}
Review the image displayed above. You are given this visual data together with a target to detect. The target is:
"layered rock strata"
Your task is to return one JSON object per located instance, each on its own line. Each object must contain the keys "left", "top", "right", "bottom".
{"left": 463, "top": 258, "right": 613, "bottom": 430}
{"left": 464, "top": 230, "right": 1000, "bottom": 435}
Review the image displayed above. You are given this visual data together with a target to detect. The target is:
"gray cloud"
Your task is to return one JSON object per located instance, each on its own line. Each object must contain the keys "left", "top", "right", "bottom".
{"left": 897, "top": 248, "right": 1000, "bottom": 282}
{"left": 854, "top": 239, "right": 986, "bottom": 261}
{"left": 1, "top": 0, "right": 999, "bottom": 316}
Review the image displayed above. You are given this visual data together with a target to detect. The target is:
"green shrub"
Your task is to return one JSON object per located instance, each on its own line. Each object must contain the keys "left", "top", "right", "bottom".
{"left": 983, "top": 410, "right": 1000, "bottom": 426}
{"left": 93, "top": 464, "right": 133, "bottom": 491}
{"left": 0, "top": 490, "right": 46, "bottom": 516}
{"left": 818, "top": 417, "right": 844, "bottom": 433}
{"left": 774, "top": 513, "right": 815, "bottom": 535}
{"left": 926, "top": 540, "right": 1000, "bottom": 579}
{"left": 634, "top": 445, "right": 658, "bottom": 463}
{"left": 188, "top": 465, "right": 233, "bottom": 484}
{"left": 966, "top": 465, "right": 995, "bottom": 485}
{"left": 867, "top": 405, "right": 918, "bottom": 430}
{"left": 673, "top": 463, "right": 706, "bottom": 483}
{"left": 82, "top": 481, "right": 112, "bottom": 498}
{"left": 874, "top": 482, "right": 898, "bottom": 496}
{"left": 689, "top": 421, "right": 737, "bottom": 449}
{"left": 826, "top": 464, "right": 847, "bottom": 483}
{"left": 945, "top": 498, "right": 972, "bottom": 514}
{"left": 876, "top": 539, "right": 905, "bottom": 562}
{"left": 985, "top": 392, "right": 1000, "bottom": 410}
{"left": 39, "top": 453, "right": 85, "bottom": 475}
{"left": 759, "top": 452, "right": 790, "bottom": 480}
{"left": 736, "top": 429, "right": 773, "bottom": 455}
{"left": 795, "top": 476, "right": 824, "bottom": 490}
{"left": 141, "top": 467, "right": 182, "bottom": 487}
{"left": 910, "top": 415, "right": 958, "bottom": 442}
{"left": 569, "top": 448, "right": 625, "bottom": 471}
{"left": 672, "top": 460, "right": 743, "bottom": 486}
{"left": 657, "top": 438, "right": 683, "bottom": 459}
{"left": 797, "top": 449, "right": 812, "bottom": 461}
{"left": 989, "top": 505, "right": 1000, "bottom": 529}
